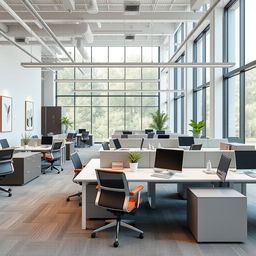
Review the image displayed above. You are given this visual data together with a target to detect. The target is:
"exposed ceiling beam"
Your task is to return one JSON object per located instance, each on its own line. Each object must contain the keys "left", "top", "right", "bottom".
{"left": 0, "top": 22, "right": 8, "bottom": 32}
{"left": 191, "top": 0, "right": 209, "bottom": 11}
{"left": 0, "top": 11, "right": 205, "bottom": 23}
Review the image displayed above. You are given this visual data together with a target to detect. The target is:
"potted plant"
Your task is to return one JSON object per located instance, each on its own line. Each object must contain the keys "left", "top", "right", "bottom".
{"left": 149, "top": 109, "right": 168, "bottom": 131}
{"left": 189, "top": 120, "right": 205, "bottom": 138}
{"left": 128, "top": 152, "right": 142, "bottom": 172}
{"left": 61, "top": 116, "right": 73, "bottom": 134}
{"left": 21, "top": 133, "right": 31, "bottom": 148}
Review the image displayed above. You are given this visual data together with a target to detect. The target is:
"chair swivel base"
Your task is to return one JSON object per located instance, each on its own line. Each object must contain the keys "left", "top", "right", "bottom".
{"left": 91, "top": 219, "right": 144, "bottom": 247}
{"left": 66, "top": 192, "right": 82, "bottom": 206}
{"left": 0, "top": 186, "right": 12, "bottom": 197}
{"left": 42, "top": 165, "right": 63, "bottom": 174}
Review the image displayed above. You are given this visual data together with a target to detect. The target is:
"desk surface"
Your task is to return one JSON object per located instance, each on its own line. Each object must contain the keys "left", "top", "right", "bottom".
{"left": 15, "top": 145, "right": 52, "bottom": 152}
{"left": 75, "top": 158, "right": 255, "bottom": 183}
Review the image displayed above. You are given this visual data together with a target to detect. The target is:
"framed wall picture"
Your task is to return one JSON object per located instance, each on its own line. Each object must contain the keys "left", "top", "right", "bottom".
{"left": 25, "top": 101, "right": 34, "bottom": 131}
{"left": 0, "top": 96, "right": 12, "bottom": 132}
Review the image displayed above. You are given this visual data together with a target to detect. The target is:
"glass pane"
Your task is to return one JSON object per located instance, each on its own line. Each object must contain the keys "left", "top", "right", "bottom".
{"left": 245, "top": 68, "right": 256, "bottom": 144}
{"left": 228, "top": 75, "right": 240, "bottom": 137}
{"left": 92, "top": 47, "right": 108, "bottom": 62}
{"left": 126, "top": 95, "right": 141, "bottom": 106}
{"left": 62, "top": 107, "right": 74, "bottom": 130}
{"left": 126, "top": 47, "right": 141, "bottom": 62}
{"left": 142, "top": 96, "right": 158, "bottom": 106}
{"left": 76, "top": 96, "right": 91, "bottom": 106}
{"left": 206, "top": 87, "right": 210, "bottom": 137}
{"left": 109, "top": 47, "right": 124, "bottom": 62}
{"left": 142, "top": 68, "right": 158, "bottom": 79}
{"left": 75, "top": 68, "right": 91, "bottom": 79}
{"left": 109, "top": 107, "right": 124, "bottom": 135}
{"left": 92, "top": 107, "right": 108, "bottom": 142}
{"left": 57, "top": 97, "right": 74, "bottom": 106}
{"left": 142, "top": 47, "right": 158, "bottom": 62}
{"left": 75, "top": 107, "right": 91, "bottom": 131}
{"left": 126, "top": 68, "right": 141, "bottom": 79}
{"left": 92, "top": 68, "right": 108, "bottom": 79}
{"left": 126, "top": 107, "right": 141, "bottom": 130}
{"left": 196, "top": 90, "right": 202, "bottom": 121}
{"left": 142, "top": 107, "right": 158, "bottom": 129}
{"left": 109, "top": 68, "right": 124, "bottom": 79}
{"left": 58, "top": 69, "right": 74, "bottom": 79}
{"left": 142, "top": 82, "right": 158, "bottom": 90}
{"left": 75, "top": 47, "right": 91, "bottom": 62}
{"left": 109, "top": 96, "right": 124, "bottom": 106}
{"left": 57, "top": 83, "right": 74, "bottom": 95}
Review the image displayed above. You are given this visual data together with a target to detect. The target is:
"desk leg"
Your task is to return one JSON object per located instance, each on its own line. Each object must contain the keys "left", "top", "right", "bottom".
{"left": 82, "top": 182, "right": 87, "bottom": 230}
{"left": 147, "top": 182, "right": 156, "bottom": 209}
{"left": 241, "top": 183, "right": 247, "bottom": 196}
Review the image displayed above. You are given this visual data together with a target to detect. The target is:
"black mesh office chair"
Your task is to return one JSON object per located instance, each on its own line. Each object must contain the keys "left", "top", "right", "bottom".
{"left": 80, "top": 131, "right": 90, "bottom": 147}
{"left": 66, "top": 152, "right": 83, "bottom": 206}
{"left": 91, "top": 169, "right": 144, "bottom": 247}
{"left": 66, "top": 133, "right": 74, "bottom": 141}
{"left": 0, "top": 149, "right": 14, "bottom": 197}
{"left": 42, "top": 142, "right": 63, "bottom": 174}
{"left": 0, "top": 139, "right": 10, "bottom": 149}
{"left": 147, "top": 132, "right": 155, "bottom": 139}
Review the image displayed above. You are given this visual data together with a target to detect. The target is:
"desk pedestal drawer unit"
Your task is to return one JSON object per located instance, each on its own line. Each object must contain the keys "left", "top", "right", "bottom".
{"left": 187, "top": 188, "right": 247, "bottom": 242}
{"left": 0, "top": 152, "right": 41, "bottom": 185}
{"left": 86, "top": 183, "right": 115, "bottom": 219}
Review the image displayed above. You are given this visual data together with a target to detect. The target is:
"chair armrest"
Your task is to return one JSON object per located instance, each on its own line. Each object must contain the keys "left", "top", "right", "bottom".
{"left": 96, "top": 185, "right": 99, "bottom": 190}
{"left": 74, "top": 169, "right": 82, "bottom": 173}
{"left": 129, "top": 185, "right": 144, "bottom": 196}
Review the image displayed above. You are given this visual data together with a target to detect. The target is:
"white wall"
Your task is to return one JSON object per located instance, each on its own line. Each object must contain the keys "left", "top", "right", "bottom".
{"left": 0, "top": 45, "right": 41, "bottom": 146}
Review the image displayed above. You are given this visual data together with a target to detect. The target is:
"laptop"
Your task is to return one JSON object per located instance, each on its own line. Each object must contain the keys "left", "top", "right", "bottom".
{"left": 216, "top": 154, "right": 232, "bottom": 182}
{"left": 235, "top": 150, "right": 256, "bottom": 177}
{"left": 113, "top": 139, "right": 129, "bottom": 150}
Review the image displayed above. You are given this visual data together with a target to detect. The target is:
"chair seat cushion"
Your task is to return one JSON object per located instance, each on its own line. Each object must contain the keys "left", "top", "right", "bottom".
{"left": 127, "top": 197, "right": 143, "bottom": 212}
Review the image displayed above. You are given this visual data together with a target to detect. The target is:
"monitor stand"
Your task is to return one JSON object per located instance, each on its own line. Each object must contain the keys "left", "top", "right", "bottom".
{"left": 151, "top": 169, "right": 175, "bottom": 179}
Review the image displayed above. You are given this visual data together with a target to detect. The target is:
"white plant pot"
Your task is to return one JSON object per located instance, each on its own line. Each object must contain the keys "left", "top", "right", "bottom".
{"left": 129, "top": 162, "right": 138, "bottom": 172}
{"left": 24, "top": 145, "right": 28, "bottom": 149}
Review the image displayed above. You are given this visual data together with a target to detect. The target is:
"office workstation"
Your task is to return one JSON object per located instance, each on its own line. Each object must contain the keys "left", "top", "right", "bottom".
{"left": 1, "top": 0, "right": 256, "bottom": 254}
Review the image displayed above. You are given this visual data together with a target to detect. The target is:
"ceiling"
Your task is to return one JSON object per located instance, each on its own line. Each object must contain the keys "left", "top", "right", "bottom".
{"left": 0, "top": 0, "right": 208, "bottom": 59}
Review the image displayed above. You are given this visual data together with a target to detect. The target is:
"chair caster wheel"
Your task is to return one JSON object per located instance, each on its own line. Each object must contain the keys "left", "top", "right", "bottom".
{"left": 91, "top": 233, "right": 96, "bottom": 238}
{"left": 57, "top": 171, "right": 60, "bottom": 174}
{"left": 113, "top": 241, "right": 119, "bottom": 247}
{"left": 8, "top": 193, "right": 12, "bottom": 197}
{"left": 66, "top": 198, "right": 70, "bottom": 202}
{"left": 61, "top": 168, "right": 64, "bottom": 171}
{"left": 42, "top": 172, "right": 46, "bottom": 175}
{"left": 139, "top": 233, "right": 144, "bottom": 239}
{"left": 8, "top": 188, "right": 12, "bottom": 192}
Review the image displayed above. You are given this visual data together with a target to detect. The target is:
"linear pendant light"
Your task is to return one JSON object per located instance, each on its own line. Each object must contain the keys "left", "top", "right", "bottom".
{"left": 21, "top": 62, "right": 235, "bottom": 68}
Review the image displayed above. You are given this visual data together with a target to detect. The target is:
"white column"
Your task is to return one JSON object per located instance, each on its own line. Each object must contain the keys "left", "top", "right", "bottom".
{"left": 42, "top": 70, "right": 56, "bottom": 106}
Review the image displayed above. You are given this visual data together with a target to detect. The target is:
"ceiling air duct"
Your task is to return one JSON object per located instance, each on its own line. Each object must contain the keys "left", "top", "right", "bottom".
{"left": 76, "top": 38, "right": 89, "bottom": 60}
{"left": 83, "top": 23, "right": 94, "bottom": 44}
{"left": 62, "top": 0, "right": 75, "bottom": 11}
{"left": 87, "top": 0, "right": 98, "bottom": 14}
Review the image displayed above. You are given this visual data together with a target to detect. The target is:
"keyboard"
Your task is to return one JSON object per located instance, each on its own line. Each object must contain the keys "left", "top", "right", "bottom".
{"left": 151, "top": 173, "right": 172, "bottom": 179}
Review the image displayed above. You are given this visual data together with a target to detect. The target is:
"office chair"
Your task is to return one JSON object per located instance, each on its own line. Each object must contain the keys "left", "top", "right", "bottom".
{"left": 0, "top": 139, "right": 10, "bottom": 149}
{"left": 91, "top": 169, "right": 144, "bottom": 247}
{"left": 80, "top": 131, "right": 90, "bottom": 147}
{"left": 0, "top": 149, "right": 14, "bottom": 197}
{"left": 147, "top": 132, "right": 155, "bottom": 139}
{"left": 66, "top": 133, "right": 74, "bottom": 141}
{"left": 42, "top": 142, "right": 63, "bottom": 174}
{"left": 66, "top": 152, "right": 84, "bottom": 206}
{"left": 121, "top": 134, "right": 128, "bottom": 139}
{"left": 156, "top": 130, "right": 165, "bottom": 135}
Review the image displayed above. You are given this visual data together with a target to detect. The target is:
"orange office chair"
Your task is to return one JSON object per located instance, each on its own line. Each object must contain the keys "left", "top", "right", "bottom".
{"left": 91, "top": 169, "right": 144, "bottom": 247}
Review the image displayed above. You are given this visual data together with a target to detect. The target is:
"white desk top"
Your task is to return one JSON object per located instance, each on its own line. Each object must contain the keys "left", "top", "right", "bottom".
{"left": 75, "top": 158, "right": 255, "bottom": 183}
{"left": 15, "top": 145, "right": 52, "bottom": 152}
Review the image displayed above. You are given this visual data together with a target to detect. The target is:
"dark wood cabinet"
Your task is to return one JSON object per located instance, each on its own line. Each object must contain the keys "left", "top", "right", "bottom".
{"left": 41, "top": 106, "right": 62, "bottom": 135}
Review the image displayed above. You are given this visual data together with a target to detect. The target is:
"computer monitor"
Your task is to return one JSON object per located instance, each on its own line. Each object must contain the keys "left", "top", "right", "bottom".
{"left": 122, "top": 131, "right": 132, "bottom": 135}
{"left": 121, "top": 134, "right": 128, "bottom": 139}
{"left": 113, "top": 139, "right": 122, "bottom": 150}
{"left": 140, "top": 138, "right": 144, "bottom": 150}
{"left": 158, "top": 134, "right": 170, "bottom": 139}
{"left": 235, "top": 151, "right": 256, "bottom": 170}
{"left": 145, "top": 129, "right": 153, "bottom": 134}
{"left": 178, "top": 136, "right": 195, "bottom": 146}
{"left": 41, "top": 136, "right": 53, "bottom": 145}
{"left": 78, "top": 129, "right": 86, "bottom": 133}
{"left": 217, "top": 154, "right": 232, "bottom": 182}
{"left": 0, "top": 139, "right": 10, "bottom": 149}
{"left": 147, "top": 133, "right": 155, "bottom": 139}
{"left": 154, "top": 148, "right": 184, "bottom": 173}
{"left": 102, "top": 143, "right": 110, "bottom": 150}
{"left": 156, "top": 130, "right": 165, "bottom": 135}
{"left": 190, "top": 144, "right": 202, "bottom": 150}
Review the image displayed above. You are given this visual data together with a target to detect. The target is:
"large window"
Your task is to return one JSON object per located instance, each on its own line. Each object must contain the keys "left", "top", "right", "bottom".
{"left": 193, "top": 26, "right": 210, "bottom": 137}
{"left": 174, "top": 23, "right": 184, "bottom": 52}
{"left": 174, "top": 54, "right": 185, "bottom": 133}
{"left": 56, "top": 47, "right": 159, "bottom": 142}
{"left": 223, "top": 0, "right": 256, "bottom": 143}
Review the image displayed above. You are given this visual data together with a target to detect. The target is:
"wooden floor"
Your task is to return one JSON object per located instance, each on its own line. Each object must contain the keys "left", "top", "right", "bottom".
{"left": 1, "top": 147, "right": 256, "bottom": 256}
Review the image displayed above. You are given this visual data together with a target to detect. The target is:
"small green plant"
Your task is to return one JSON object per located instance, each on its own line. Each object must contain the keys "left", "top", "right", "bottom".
{"left": 61, "top": 116, "right": 73, "bottom": 133}
{"left": 128, "top": 152, "right": 142, "bottom": 163}
{"left": 189, "top": 120, "right": 205, "bottom": 138}
{"left": 21, "top": 133, "right": 31, "bottom": 145}
{"left": 149, "top": 109, "right": 168, "bottom": 131}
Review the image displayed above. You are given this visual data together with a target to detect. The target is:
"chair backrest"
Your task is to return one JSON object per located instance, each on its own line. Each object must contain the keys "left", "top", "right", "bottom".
{"left": 147, "top": 133, "right": 155, "bottom": 139}
{"left": 0, "top": 149, "right": 14, "bottom": 175}
{"left": 178, "top": 136, "right": 195, "bottom": 146}
{"left": 95, "top": 169, "right": 130, "bottom": 211}
{"left": 113, "top": 138, "right": 122, "bottom": 149}
{"left": 79, "top": 129, "right": 86, "bottom": 133}
{"left": 189, "top": 144, "right": 202, "bottom": 150}
{"left": 158, "top": 134, "right": 170, "bottom": 139}
{"left": 156, "top": 130, "right": 165, "bottom": 135}
{"left": 0, "top": 139, "right": 10, "bottom": 149}
{"left": 52, "top": 141, "right": 62, "bottom": 151}
{"left": 121, "top": 134, "right": 128, "bottom": 139}
{"left": 145, "top": 129, "right": 153, "bottom": 134}
{"left": 102, "top": 143, "right": 110, "bottom": 150}
{"left": 71, "top": 152, "right": 83, "bottom": 169}
{"left": 82, "top": 131, "right": 89, "bottom": 138}
{"left": 67, "top": 133, "right": 74, "bottom": 140}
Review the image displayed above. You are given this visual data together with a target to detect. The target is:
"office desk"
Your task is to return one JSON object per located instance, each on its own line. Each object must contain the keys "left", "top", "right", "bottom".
{"left": 15, "top": 145, "right": 52, "bottom": 152}
{"left": 75, "top": 158, "right": 255, "bottom": 229}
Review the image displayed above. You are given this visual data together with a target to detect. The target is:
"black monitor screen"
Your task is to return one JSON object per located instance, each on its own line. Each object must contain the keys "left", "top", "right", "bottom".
{"left": 145, "top": 129, "right": 153, "bottom": 134}
{"left": 217, "top": 154, "right": 231, "bottom": 182}
{"left": 156, "top": 130, "right": 165, "bottom": 135}
{"left": 235, "top": 151, "right": 256, "bottom": 169}
{"left": 154, "top": 148, "right": 184, "bottom": 172}
{"left": 178, "top": 136, "right": 195, "bottom": 146}
{"left": 41, "top": 136, "right": 53, "bottom": 145}
{"left": 123, "top": 131, "right": 132, "bottom": 135}
{"left": 190, "top": 144, "right": 202, "bottom": 150}
{"left": 113, "top": 139, "right": 122, "bottom": 149}
{"left": 102, "top": 143, "right": 110, "bottom": 150}
{"left": 0, "top": 139, "right": 9, "bottom": 149}
{"left": 158, "top": 134, "right": 170, "bottom": 139}
{"left": 79, "top": 129, "right": 86, "bottom": 133}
